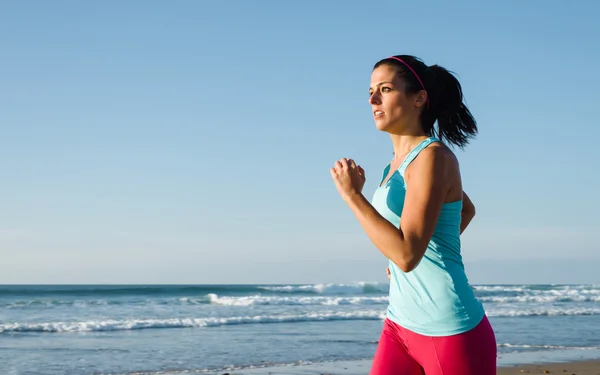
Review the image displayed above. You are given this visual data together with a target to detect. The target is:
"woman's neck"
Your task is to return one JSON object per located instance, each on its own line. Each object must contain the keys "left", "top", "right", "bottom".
{"left": 390, "top": 133, "right": 429, "bottom": 161}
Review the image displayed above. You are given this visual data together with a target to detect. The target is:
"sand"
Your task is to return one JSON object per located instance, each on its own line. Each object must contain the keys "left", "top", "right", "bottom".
{"left": 498, "top": 360, "right": 600, "bottom": 374}
{"left": 203, "top": 359, "right": 600, "bottom": 375}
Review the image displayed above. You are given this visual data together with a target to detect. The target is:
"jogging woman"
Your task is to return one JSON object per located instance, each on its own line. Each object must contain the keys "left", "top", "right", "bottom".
{"left": 330, "top": 55, "right": 497, "bottom": 375}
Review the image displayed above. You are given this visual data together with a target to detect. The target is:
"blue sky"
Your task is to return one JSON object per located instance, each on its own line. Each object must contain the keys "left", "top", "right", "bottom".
{"left": 1, "top": 0, "right": 599, "bottom": 284}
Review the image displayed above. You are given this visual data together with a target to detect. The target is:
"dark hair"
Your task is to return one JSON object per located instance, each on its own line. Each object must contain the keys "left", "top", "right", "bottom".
{"left": 373, "top": 55, "right": 477, "bottom": 148}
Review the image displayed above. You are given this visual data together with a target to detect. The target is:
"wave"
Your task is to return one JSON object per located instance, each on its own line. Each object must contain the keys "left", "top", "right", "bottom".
{"left": 2, "top": 283, "right": 599, "bottom": 299}
{"left": 498, "top": 343, "right": 600, "bottom": 350}
{"left": 0, "top": 285, "right": 266, "bottom": 297}
{"left": 0, "top": 282, "right": 389, "bottom": 298}
{"left": 0, "top": 311, "right": 386, "bottom": 333}
{"left": 486, "top": 306, "right": 600, "bottom": 317}
{"left": 258, "top": 282, "right": 388, "bottom": 294}
{"left": 97, "top": 360, "right": 321, "bottom": 375}
{"left": 8, "top": 292, "right": 600, "bottom": 309}
{"left": 202, "top": 294, "right": 389, "bottom": 306}
{"left": 473, "top": 284, "right": 600, "bottom": 291}
{"left": 2, "top": 294, "right": 390, "bottom": 309}
{"left": 180, "top": 291, "right": 600, "bottom": 306}
{"left": 2, "top": 299, "right": 112, "bottom": 309}
{"left": 473, "top": 284, "right": 600, "bottom": 295}
{"left": 5, "top": 283, "right": 600, "bottom": 310}
{"left": 480, "top": 295, "right": 600, "bottom": 303}
{"left": 475, "top": 285, "right": 600, "bottom": 303}
{"left": 4, "top": 304, "right": 600, "bottom": 334}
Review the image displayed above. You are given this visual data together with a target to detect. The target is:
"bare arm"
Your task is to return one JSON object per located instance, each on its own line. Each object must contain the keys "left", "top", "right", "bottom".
{"left": 460, "top": 191, "right": 476, "bottom": 234}
{"left": 386, "top": 189, "right": 473, "bottom": 278}
{"left": 344, "top": 147, "right": 449, "bottom": 273}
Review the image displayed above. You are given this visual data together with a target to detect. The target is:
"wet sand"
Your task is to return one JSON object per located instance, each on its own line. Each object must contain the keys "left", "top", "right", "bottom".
{"left": 204, "top": 359, "right": 600, "bottom": 375}
{"left": 498, "top": 359, "right": 600, "bottom": 374}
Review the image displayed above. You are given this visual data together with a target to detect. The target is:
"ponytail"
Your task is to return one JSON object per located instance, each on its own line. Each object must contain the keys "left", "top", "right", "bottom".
{"left": 374, "top": 55, "right": 478, "bottom": 149}
{"left": 425, "top": 65, "right": 477, "bottom": 148}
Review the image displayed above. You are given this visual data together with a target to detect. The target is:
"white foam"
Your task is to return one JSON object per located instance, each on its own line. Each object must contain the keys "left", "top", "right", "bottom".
{"left": 0, "top": 310, "right": 386, "bottom": 333}
{"left": 258, "top": 282, "right": 387, "bottom": 294}
{"left": 480, "top": 294, "right": 600, "bottom": 303}
{"left": 473, "top": 285, "right": 600, "bottom": 293}
{"left": 3, "top": 299, "right": 110, "bottom": 309}
{"left": 472, "top": 285, "right": 528, "bottom": 292}
{"left": 498, "top": 343, "right": 600, "bottom": 350}
{"left": 486, "top": 306, "right": 600, "bottom": 317}
{"left": 4, "top": 303, "right": 598, "bottom": 334}
{"left": 205, "top": 294, "right": 389, "bottom": 306}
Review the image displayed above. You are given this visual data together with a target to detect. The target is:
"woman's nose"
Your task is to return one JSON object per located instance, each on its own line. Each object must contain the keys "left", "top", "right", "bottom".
{"left": 369, "top": 92, "right": 381, "bottom": 105}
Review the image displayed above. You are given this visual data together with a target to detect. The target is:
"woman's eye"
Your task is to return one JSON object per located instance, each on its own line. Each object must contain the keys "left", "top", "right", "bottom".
{"left": 382, "top": 87, "right": 391, "bottom": 92}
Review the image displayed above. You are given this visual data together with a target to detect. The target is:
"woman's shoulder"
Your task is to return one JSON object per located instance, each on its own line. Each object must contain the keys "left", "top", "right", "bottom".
{"left": 412, "top": 141, "right": 459, "bottom": 171}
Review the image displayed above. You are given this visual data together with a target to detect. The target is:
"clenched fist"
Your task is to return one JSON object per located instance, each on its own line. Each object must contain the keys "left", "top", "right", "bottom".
{"left": 330, "top": 158, "right": 366, "bottom": 201}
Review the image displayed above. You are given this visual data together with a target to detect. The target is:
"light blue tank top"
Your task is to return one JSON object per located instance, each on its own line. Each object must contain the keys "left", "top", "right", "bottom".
{"left": 371, "top": 137, "right": 485, "bottom": 336}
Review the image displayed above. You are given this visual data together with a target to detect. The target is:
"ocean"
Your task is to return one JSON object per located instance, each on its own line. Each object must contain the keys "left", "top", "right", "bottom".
{"left": 1, "top": 283, "right": 600, "bottom": 375}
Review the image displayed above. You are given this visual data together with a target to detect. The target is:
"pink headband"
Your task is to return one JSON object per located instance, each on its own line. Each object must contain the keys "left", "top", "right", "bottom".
{"left": 388, "top": 56, "right": 430, "bottom": 109}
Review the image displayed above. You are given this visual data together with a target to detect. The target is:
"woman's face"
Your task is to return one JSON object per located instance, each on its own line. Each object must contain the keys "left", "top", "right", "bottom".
{"left": 368, "top": 65, "right": 427, "bottom": 134}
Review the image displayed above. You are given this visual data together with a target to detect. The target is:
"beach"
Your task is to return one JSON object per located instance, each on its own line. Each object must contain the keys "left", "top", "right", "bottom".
{"left": 499, "top": 360, "right": 600, "bottom": 374}
{"left": 200, "top": 359, "right": 600, "bottom": 375}
{"left": 1, "top": 283, "right": 599, "bottom": 374}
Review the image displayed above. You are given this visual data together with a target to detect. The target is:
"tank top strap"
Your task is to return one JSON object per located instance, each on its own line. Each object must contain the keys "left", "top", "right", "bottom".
{"left": 398, "top": 137, "right": 441, "bottom": 176}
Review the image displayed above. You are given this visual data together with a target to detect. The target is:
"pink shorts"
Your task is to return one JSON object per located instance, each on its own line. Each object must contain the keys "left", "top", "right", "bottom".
{"left": 369, "top": 315, "right": 497, "bottom": 375}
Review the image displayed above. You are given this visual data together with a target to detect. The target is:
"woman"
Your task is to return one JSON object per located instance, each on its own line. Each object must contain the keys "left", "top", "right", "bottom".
{"left": 330, "top": 55, "right": 497, "bottom": 375}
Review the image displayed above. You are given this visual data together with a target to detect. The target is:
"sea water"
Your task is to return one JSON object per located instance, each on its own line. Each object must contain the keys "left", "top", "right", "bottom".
{"left": 1, "top": 283, "right": 599, "bottom": 374}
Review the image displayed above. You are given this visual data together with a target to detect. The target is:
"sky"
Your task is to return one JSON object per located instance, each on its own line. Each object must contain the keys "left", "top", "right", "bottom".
{"left": 1, "top": 0, "right": 599, "bottom": 284}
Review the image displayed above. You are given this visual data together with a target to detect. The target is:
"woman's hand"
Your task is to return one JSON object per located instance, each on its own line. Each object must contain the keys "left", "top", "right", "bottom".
{"left": 330, "top": 158, "right": 366, "bottom": 201}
